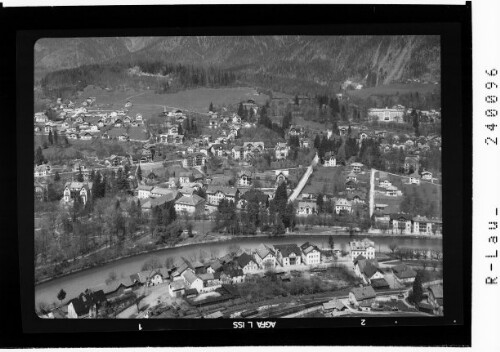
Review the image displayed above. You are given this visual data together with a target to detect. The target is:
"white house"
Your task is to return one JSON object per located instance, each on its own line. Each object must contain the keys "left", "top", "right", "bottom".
{"left": 174, "top": 194, "right": 205, "bottom": 214}
{"left": 300, "top": 242, "right": 321, "bottom": 265}
{"left": 323, "top": 152, "right": 337, "bottom": 167}
{"left": 335, "top": 198, "right": 352, "bottom": 214}
{"left": 274, "top": 244, "right": 302, "bottom": 266}
{"left": 253, "top": 244, "right": 278, "bottom": 269}
{"left": 137, "top": 185, "right": 154, "bottom": 199}
{"left": 350, "top": 240, "right": 376, "bottom": 261}
{"left": 182, "top": 270, "right": 204, "bottom": 292}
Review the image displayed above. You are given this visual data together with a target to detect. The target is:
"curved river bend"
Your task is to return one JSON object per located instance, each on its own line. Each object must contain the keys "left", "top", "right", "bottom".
{"left": 35, "top": 234, "right": 441, "bottom": 306}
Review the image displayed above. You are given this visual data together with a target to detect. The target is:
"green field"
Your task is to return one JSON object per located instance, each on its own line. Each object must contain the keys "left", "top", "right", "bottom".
{"left": 346, "top": 83, "right": 440, "bottom": 100}
{"left": 79, "top": 86, "right": 270, "bottom": 115}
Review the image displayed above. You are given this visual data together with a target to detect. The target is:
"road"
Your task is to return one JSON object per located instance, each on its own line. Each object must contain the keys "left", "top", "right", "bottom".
{"left": 369, "top": 168, "right": 375, "bottom": 217}
{"left": 288, "top": 153, "right": 319, "bottom": 202}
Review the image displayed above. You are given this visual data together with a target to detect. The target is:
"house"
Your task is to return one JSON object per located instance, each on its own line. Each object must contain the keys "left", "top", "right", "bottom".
{"left": 300, "top": 242, "right": 321, "bottom": 265}
{"left": 275, "top": 142, "right": 290, "bottom": 160}
{"left": 174, "top": 194, "right": 205, "bottom": 214}
{"left": 367, "top": 107, "right": 405, "bottom": 123}
{"left": 297, "top": 200, "right": 317, "bottom": 216}
{"left": 354, "top": 257, "right": 384, "bottom": 284}
{"left": 235, "top": 252, "right": 259, "bottom": 274}
{"left": 80, "top": 132, "right": 92, "bottom": 141}
{"left": 346, "top": 171, "right": 357, "bottom": 182}
{"left": 35, "top": 112, "right": 49, "bottom": 123}
{"left": 350, "top": 240, "right": 376, "bottom": 261}
{"left": 182, "top": 270, "right": 204, "bottom": 292}
{"left": 67, "top": 289, "right": 107, "bottom": 319}
{"left": 34, "top": 180, "right": 48, "bottom": 200}
{"left": 136, "top": 185, "right": 154, "bottom": 199}
{"left": 390, "top": 213, "right": 413, "bottom": 234}
{"left": 206, "top": 260, "right": 223, "bottom": 274}
{"left": 404, "top": 155, "right": 419, "bottom": 173}
{"left": 273, "top": 244, "right": 302, "bottom": 266}
{"left": 407, "top": 170, "right": 421, "bottom": 185}
{"left": 208, "top": 118, "right": 219, "bottom": 129}
{"left": 412, "top": 216, "right": 434, "bottom": 235}
{"left": 349, "top": 286, "right": 377, "bottom": 308}
{"left": 253, "top": 244, "right": 278, "bottom": 269}
{"left": 323, "top": 152, "right": 337, "bottom": 167}
{"left": 427, "top": 284, "right": 444, "bottom": 314}
{"left": 198, "top": 273, "right": 221, "bottom": 292}
{"left": 221, "top": 264, "right": 245, "bottom": 284}
{"left": 335, "top": 198, "right": 352, "bottom": 214}
{"left": 350, "top": 162, "right": 364, "bottom": 173}
{"left": 421, "top": 170, "right": 433, "bottom": 180}
{"left": 288, "top": 125, "right": 304, "bottom": 137}
{"left": 178, "top": 171, "right": 193, "bottom": 185}
{"left": 231, "top": 146, "right": 244, "bottom": 160}
{"left": 392, "top": 264, "right": 417, "bottom": 284}
{"left": 150, "top": 186, "right": 176, "bottom": 199}
{"left": 63, "top": 181, "right": 93, "bottom": 205}
{"left": 322, "top": 299, "right": 347, "bottom": 312}
{"left": 34, "top": 164, "right": 51, "bottom": 177}
{"left": 182, "top": 153, "right": 207, "bottom": 168}
{"left": 168, "top": 280, "right": 185, "bottom": 298}
{"left": 238, "top": 170, "right": 253, "bottom": 187}
{"left": 206, "top": 186, "right": 239, "bottom": 206}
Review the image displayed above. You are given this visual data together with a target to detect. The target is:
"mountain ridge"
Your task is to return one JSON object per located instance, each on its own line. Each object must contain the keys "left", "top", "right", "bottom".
{"left": 35, "top": 36, "right": 440, "bottom": 87}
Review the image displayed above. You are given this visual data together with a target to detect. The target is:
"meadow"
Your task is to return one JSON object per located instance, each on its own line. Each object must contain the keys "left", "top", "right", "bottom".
{"left": 79, "top": 86, "right": 269, "bottom": 115}
{"left": 346, "top": 83, "right": 440, "bottom": 100}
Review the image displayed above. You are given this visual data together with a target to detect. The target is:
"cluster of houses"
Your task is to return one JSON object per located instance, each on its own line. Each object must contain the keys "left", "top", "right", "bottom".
{"left": 34, "top": 97, "right": 149, "bottom": 143}
{"left": 367, "top": 105, "right": 441, "bottom": 124}
{"left": 296, "top": 162, "right": 368, "bottom": 216}
{"left": 373, "top": 213, "right": 443, "bottom": 236}
{"left": 54, "top": 241, "right": 327, "bottom": 318}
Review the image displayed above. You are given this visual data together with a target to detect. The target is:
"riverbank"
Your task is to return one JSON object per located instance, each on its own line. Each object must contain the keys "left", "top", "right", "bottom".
{"left": 35, "top": 229, "right": 441, "bottom": 286}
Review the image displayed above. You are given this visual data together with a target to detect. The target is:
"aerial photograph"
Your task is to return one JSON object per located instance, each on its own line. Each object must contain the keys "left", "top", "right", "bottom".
{"left": 33, "top": 36, "right": 443, "bottom": 319}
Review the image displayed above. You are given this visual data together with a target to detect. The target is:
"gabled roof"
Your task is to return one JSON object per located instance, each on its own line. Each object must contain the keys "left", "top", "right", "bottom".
{"left": 370, "top": 278, "right": 390, "bottom": 288}
{"left": 392, "top": 264, "right": 417, "bottom": 279}
{"left": 206, "top": 185, "right": 238, "bottom": 196}
{"left": 182, "top": 270, "right": 200, "bottom": 284}
{"left": 350, "top": 286, "right": 376, "bottom": 301}
{"left": 198, "top": 273, "right": 214, "bottom": 282}
{"left": 170, "top": 280, "right": 185, "bottom": 291}
{"left": 236, "top": 252, "right": 257, "bottom": 268}
{"left": 273, "top": 244, "right": 302, "bottom": 258}
{"left": 175, "top": 194, "right": 204, "bottom": 206}
{"left": 428, "top": 284, "right": 443, "bottom": 299}
{"left": 255, "top": 243, "right": 274, "bottom": 259}
{"left": 222, "top": 264, "right": 244, "bottom": 278}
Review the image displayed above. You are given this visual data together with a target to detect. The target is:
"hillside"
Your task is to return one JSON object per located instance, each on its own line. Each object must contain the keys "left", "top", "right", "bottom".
{"left": 35, "top": 35, "right": 440, "bottom": 90}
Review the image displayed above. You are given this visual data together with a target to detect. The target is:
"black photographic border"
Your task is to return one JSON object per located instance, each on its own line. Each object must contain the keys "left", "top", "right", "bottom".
{"left": 3, "top": 2, "right": 471, "bottom": 347}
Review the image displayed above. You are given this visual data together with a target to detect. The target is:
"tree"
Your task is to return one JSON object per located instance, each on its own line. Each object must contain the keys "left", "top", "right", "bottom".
{"left": 410, "top": 272, "right": 424, "bottom": 304}
{"left": 57, "top": 289, "right": 66, "bottom": 304}
{"left": 294, "top": 95, "right": 299, "bottom": 105}
{"left": 54, "top": 171, "right": 61, "bottom": 182}
{"left": 316, "top": 193, "right": 324, "bottom": 213}
{"left": 53, "top": 129, "right": 59, "bottom": 145}
{"left": 76, "top": 166, "right": 84, "bottom": 182}
{"left": 209, "top": 101, "right": 214, "bottom": 112}
{"left": 389, "top": 242, "right": 398, "bottom": 253}
{"left": 328, "top": 235, "right": 335, "bottom": 250}
{"left": 48, "top": 130, "right": 54, "bottom": 145}
{"left": 238, "top": 102, "right": 245, "bottom": 118}
{"left": 136, "top": 165, "right": 142, "bottom": 182}
{"left": 35, "top": 146, "right": 45, "bottom": 165}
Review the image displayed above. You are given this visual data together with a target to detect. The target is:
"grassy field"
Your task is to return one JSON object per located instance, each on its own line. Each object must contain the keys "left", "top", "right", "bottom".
{"left": 79, "top": 86, "right": 269, "bottom": 115}
{"left": 346, "top": 83, "right": 440, "bottom": 100}
{"left": 377, "top": 172, "right": 442, "bottom": 216}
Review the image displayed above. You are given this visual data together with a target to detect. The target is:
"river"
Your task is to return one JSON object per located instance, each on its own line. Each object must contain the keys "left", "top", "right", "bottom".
{"left": 35, "top": 234, "right": 441, "bottom": 306}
